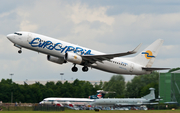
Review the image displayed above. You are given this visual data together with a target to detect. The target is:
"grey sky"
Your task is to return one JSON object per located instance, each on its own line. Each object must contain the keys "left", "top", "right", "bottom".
{"left": 0, "top": 0, "right": 179, "bottom": 82}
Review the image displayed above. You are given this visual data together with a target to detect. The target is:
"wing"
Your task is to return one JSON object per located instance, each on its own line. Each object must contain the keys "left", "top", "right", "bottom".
{"left": 97, "top": 90, "right": 116, "bottom": 94}
{"left": 82, "top": 43, "right": 142, "bottom": 63}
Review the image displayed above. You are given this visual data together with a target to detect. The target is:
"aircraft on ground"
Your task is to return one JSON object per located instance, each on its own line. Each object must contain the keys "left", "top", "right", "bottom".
{"left": 39, "top": 90, "right": 108, "bottom": 106}
{"left": 7, "top": 32, "right": 169, "bottom": 74}
{"left": 40, "top": 97, "right": 93, "bottom": 107}
{"left": 91, "top": 88, "right": 160, "bottom": 107}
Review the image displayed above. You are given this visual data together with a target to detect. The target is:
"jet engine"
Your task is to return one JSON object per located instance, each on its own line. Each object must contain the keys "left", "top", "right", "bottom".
{"left": 64, "top": 52, "right": 82, "bottom": 64}
{"left": 47, "top": 55, "right": 67, "bottom": 64}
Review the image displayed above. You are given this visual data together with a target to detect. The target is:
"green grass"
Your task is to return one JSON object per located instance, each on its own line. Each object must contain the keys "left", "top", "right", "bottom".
{"left": 0, "top": 110, "right": 180, "bottom": 113}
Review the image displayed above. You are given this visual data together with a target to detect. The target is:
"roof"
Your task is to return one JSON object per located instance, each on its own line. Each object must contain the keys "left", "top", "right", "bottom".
{"left": 171, "top": 69, "right": 180, "bottom": 73}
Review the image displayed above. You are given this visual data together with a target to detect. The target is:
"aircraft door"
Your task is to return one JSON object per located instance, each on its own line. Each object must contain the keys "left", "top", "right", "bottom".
{"left": 27, "top": 33, "right": 32, "bottom": 43}
{"left": 27, "top": 33, "right": 39, "bottom": 51}
{"left": 130, "top": 63, "right": 134, "bottom": 72}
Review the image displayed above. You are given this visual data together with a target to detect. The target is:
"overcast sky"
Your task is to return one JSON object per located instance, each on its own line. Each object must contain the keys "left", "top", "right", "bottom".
{"left": 0, "top": 0, "right": 179, "bottom": 82}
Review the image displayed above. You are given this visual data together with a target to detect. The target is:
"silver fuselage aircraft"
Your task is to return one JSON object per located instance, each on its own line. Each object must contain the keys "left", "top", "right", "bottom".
{"left": 7, "top": 31, "right": 169, "bottom": 74}
{"left": 91, "top": 88, "right": 159, "bottom": 107}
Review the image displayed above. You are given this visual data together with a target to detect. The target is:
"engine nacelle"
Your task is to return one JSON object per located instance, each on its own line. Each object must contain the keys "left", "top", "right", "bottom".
{"left": 64, "top": 52, "right": 82, "bottom": 64}
{"left": 47, "top": 55, "right": 66, "bottom": 64}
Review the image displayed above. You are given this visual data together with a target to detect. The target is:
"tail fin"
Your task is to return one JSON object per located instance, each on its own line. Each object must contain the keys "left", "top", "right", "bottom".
{"left": 97, "top": 93, "right": 103, "bottom": 99}
{"left": 143, "top": 88, "right": 155, "bottom": 100}
{"left": 89, "top": 90, "right": 115, "bottom": 99}
{"left": 89, "top": 92, "right": 104, "bottom": 99}
{"left": 128, "top": 39, "right": 163, "bottom": 67}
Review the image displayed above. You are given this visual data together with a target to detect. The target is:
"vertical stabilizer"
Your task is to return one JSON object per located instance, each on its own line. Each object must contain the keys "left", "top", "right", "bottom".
{"left": 89, "top": 91, "right": 104, "bottom": 99}
{"left": 143, "top": 88, "right": 155, "bottom": 100}
{"left": 129, "top": 39, "right": 163, "bottom": 67}
{"left": 89, "top": 90, "right": 115, "bottom": 99}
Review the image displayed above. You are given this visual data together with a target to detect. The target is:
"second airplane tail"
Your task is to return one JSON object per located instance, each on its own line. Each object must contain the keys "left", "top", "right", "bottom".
{"left": 89, "top": 92, "right": 104, "bottom": 99}
{"left": 128, "top": 39, "right": 164, "bottom": 67}
{"left": 89, "top": 90, "right": 116, "bottom": 99}
{"left": 143, "top": 88, "right": 155, "bottom": 100}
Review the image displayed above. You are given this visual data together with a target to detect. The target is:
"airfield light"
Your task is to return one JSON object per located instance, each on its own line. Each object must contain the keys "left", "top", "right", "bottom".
{"left": 9, "top": 73, "right": 14, "bottom": 103}
{"left": 60, "top": 73, "right": 64, "bottom": 81}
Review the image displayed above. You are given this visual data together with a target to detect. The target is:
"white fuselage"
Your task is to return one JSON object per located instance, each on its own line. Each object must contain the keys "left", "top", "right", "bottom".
{"left": 7, "top": 31, "right": 149, "bottom": 75}
{"left": 40, "top": 97, "right": 94, "bottom": 106}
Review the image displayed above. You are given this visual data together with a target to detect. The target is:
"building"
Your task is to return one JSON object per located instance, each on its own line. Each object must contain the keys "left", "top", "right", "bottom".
{"left": 159, "top": 70, "right": 180, "bottom": 104}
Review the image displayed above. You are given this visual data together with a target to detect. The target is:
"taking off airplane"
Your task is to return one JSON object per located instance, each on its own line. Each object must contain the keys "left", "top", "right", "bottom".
{"left": 7, "top": 31, "right": 169, "bottom": 74}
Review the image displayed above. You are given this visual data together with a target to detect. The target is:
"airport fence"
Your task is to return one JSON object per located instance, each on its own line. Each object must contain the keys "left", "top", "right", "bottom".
{"left": 34, "top": 104, "right": 65, "bottom": 111}
{"left": 0, "top": 105, "right": 33, "bottom": 111}
{"left": 147, "top": 103, "right": 179, "bottom": 110}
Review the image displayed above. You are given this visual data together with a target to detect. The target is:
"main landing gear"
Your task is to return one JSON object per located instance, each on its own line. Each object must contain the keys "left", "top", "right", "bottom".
{"left": 71, "top": 64, "right": 88, "bottom": 72}
{"left": 72, "top": 65, "right": 78, "bottom": 72}
{"left": 82, "top": 66, "right": 88, "bottom": 72}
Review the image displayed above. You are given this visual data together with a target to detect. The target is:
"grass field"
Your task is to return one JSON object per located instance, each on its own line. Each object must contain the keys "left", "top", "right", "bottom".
{"left": 0, "top": 110, "right": 179, "bottom": 113}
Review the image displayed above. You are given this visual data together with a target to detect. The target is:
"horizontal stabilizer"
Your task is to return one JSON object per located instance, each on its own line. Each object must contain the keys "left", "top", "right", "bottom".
{"left": 142, "top": 67, "right": 170, "bottom": 71}
{"left": 97, "top": 90, "right": 116, "bottom": 94}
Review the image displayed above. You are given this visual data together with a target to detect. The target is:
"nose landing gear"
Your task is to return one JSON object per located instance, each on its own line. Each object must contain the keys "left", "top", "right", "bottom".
{"left": 14, "top": 44, "right": 22, "bottom": 54}
{"left": 18, "top": 49, "right": 22, "bottom": 54}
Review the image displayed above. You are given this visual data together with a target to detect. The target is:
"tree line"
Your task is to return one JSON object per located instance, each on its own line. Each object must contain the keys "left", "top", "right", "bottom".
{"left": 0, "top": 79, "right": 101, "bottom": 103}
{"left": 0, "top": 68, "right": 178, "bottom": 103}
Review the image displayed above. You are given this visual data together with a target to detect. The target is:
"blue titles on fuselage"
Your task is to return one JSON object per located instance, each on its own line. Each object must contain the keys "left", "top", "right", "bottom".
{"left": 29, "top": 38, "right": 92, "bottom": 55}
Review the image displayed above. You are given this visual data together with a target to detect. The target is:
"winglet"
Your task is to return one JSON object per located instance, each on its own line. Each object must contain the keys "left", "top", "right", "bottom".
{"left": 131, "top": 43, "right": 142, "bottom": 53}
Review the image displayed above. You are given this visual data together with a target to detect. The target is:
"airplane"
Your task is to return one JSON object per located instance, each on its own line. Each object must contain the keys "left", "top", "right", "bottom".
{"left": 40, "top": 97, "right": 94, "bottom": 107}
{"left": 7, "top": 31, "right": 169, "bottom": 74}
{"left": 91, "top": 88, "right": 160, "bottom": 107}
{"left": 39, "top": 90, "right": 109, "bottom": 106}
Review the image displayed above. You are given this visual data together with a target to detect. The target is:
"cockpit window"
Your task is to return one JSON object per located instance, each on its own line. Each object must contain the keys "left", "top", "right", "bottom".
{"left": 14, "top": 32, "right": 22, "bottom": 36}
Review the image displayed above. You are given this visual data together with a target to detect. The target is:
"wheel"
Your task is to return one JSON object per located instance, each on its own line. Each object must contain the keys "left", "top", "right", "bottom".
{"left": 82, "top": 66, "right": 88, "bottom": 72}
{"left": 72, "top": 66, "right": 78, "bottom": 72}
{"left": 18, "top": 50, "right": 22, "bottom": 54}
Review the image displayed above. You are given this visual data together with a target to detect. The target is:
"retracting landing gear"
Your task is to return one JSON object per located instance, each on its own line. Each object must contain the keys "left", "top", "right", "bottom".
{"left": 72, "top": 64, "right": 78, "bottom": 72}
{"left": 14, "top": 44, "right": 22, "bottom": 54}
{"left": 82, "top": 66, "right": 88, "bottom": 72}
{"left": 18, "top": 49, "right": 22, "bottom": 54}
{"left": 71, "top": 64, "right": 89, "bottom": 72}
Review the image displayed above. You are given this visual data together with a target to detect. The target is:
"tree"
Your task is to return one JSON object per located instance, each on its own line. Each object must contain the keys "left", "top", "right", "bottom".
{"left": 125, "top": 71, "right": 159, "bottom": 98}
{"left": 168, "top": 67, "right": 180, "bottom": 73}
{"left": 103, "top": 75, "right": 125, "bottom": 98}
{"left": 140, "top": 82, "right": 159, "bottom": 98}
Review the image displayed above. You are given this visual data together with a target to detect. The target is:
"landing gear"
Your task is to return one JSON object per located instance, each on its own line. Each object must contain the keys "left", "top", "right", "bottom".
{"left": 18, "top": 49, "right": 22, "bottom": 54}
{"left": 14, "top": 44, "right": 22, "bottom": 54}
{"left": 71, "top": 64, "right": 89, "bottom": 72}
{"left": 72, "top": 64, "right": 78, "bottom": 72}
{"left": 82, "top": 66, "right": 88, "bottom": 72}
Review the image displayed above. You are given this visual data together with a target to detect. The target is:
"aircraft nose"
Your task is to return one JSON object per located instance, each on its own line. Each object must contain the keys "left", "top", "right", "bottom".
{"left": 7, "top": 34, "right": 14, "bottom": 41}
